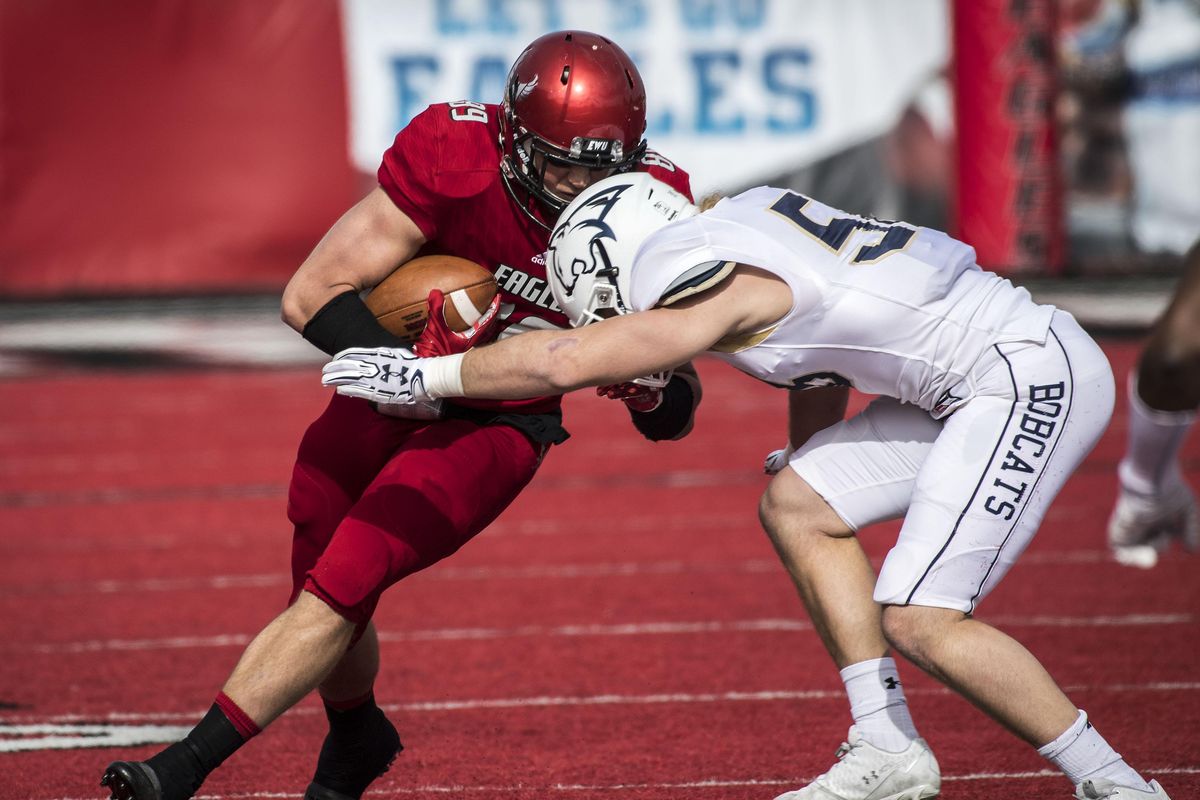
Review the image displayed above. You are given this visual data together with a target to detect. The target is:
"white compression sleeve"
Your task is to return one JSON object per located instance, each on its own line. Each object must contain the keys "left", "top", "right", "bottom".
{"left": 419, "top": 353, "right": 466, "bottom": 399}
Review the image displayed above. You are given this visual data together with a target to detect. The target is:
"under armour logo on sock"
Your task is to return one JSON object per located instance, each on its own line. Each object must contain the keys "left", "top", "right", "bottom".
{"left": 884, "top": 677, "right": 901, "bottom": 689}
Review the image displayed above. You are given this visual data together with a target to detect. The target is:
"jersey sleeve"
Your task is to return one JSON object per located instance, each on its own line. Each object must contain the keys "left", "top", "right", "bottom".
{"left": 627, "top": 216, "right": 734, "bottom": 312}
{"left": 377, "top": 105, "right": 450, "bottom": 241}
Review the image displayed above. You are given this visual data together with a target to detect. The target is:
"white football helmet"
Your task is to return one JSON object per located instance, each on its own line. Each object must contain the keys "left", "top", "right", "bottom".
{"left": 548, "top": 173, "right": 696, "bottom": 325}
{"left": 546, "top": 173, "right": 696, "bottom": 387}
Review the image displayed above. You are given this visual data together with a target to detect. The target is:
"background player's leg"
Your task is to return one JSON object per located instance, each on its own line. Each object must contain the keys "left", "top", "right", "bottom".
{"left": 1109, "top": 240, "right": 1200, "bottom": 564}
{"left": 1136, "top": 240, "right": 1200, "bottom": 412}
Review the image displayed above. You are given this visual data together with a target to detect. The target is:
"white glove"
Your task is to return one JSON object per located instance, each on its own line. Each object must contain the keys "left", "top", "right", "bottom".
{"left": 321, "top": 347, "right": 434, "bottom": 404}
{"left": 764, "top": 444, "right": 795, "bottom": 475}
{"left": 373, "top": 398, "right": 445, "bottom": 421}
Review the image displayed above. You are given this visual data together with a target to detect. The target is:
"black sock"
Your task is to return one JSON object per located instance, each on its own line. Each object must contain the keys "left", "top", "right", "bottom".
{"left": 312, "top": 694, "right": 402, "bottom": 798}
{"left": 144, "top": 704, "right": 246, "bottom": 800}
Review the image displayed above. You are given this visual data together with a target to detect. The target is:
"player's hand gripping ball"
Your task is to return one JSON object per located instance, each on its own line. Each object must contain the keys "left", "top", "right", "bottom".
{"left": 415, "top": 289, "right": 502, "bottom": 357}
{"left": 365, "top": 255, "right": 499, "bottom": 341}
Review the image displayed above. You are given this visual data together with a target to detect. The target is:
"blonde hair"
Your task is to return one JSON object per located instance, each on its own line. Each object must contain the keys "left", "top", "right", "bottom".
{"left": 698, "top": 192, "right": 724, "bottom": 213}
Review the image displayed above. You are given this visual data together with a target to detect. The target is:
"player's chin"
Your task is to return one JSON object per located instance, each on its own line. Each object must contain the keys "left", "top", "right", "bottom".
{"left": 545, "top": 185, "right": 581, "bottom": 204}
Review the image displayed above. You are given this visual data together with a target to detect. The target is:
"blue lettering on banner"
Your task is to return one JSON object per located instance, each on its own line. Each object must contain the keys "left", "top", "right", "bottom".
{"left": 436, "top": 0, "right": 518, "bottom": 35}
{"left": 681, "top": 0, "right": 767, "bottom": 31}
{"left": 692, "top": 51, "right": 745, "bottom": 133}
{"left": 390, "top": 57, "right": 439, "bottom": 132}
{"left": 388, "top": 1, "right": 820, "bottom": 138}
{"left": 610, "top": 0, "right": 648, "bottom": 31}
{"left": 537, "top": 0, "right": 566, "bottom": 30}
{"left": 392, "top": 46, "right": 821, "bottom": 137}
{"left": 469, "top": 57, "right": 509, "bottom": 105}
{"left": 764, "top": 49, "right": 816, "bottom": 132}
{"left": 436, "top": 0, "right": 570, "bottom": 35}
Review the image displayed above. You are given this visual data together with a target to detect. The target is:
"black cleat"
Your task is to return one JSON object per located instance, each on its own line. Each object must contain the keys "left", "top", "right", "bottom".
{"left": 304, "top": 781, "right": 373, "bottom": 800}
{"left": 303, "top": 746, "right": 400, "bottom": 800}
{"left": 100, "top": 761, "right": 163, "bottom": 800}
{"left": 303, "top": 713, "right": 402, "bottom": 800}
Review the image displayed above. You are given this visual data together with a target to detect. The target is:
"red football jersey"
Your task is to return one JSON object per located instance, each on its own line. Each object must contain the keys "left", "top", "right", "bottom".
{"left": 377, "top": 101, "right": 692, "bottom": 414}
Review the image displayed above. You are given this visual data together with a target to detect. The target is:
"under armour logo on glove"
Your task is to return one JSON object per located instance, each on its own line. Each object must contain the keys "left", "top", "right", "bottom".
{"left": 321, "top": 347, "right": 433, "bottom": 404}
{"left": 763, "top": 443, "right": 795, "bottom": 475}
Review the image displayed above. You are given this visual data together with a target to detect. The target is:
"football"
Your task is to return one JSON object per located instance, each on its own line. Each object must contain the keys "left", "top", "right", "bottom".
{"left": 365, "top": 255, "right": 498, "bottom": 341}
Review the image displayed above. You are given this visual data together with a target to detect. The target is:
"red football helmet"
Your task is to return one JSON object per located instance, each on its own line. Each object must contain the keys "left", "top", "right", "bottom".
{"left": 499, "top": 30, "right": 648, "bottom": 229}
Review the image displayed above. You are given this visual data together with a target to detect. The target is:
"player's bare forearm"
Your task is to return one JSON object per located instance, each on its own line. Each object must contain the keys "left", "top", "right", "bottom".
{"left": 455, "top": 264, "right": 788, "bottom": 400}
{"left": 788, "top": 386, "right": 850, "bottom": 448}
{"left": 459, "top": 307, "right": 721, "bottom": 399}
{"left": 281, "top": 187, "right": 427, "bottom": 331}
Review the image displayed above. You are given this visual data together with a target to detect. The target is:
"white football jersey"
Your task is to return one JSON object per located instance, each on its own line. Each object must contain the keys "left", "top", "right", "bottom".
{"left": 628, "top": 186, "right": 1056, "bottom": 417}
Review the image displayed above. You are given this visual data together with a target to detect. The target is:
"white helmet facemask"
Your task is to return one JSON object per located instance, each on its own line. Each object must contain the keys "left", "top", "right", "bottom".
{"left": 546, "top": 173, "right": 697, "bottom": 388}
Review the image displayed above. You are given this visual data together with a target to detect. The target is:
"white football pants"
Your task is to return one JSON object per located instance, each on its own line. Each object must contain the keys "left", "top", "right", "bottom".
{"left": 789, "top": 311, "right": 1115, "bottom": 613}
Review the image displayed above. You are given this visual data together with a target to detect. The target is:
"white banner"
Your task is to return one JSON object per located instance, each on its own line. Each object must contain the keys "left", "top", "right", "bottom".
{"left": 342, "top": 0, "right": 948, "bottom": 195}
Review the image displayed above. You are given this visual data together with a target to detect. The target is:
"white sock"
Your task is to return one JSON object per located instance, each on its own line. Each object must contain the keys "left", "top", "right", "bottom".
{"left": 840, "top": 657, "right": 920, "bottom": 753}
{"left": 1119, "top": 374, "right": 1196, "bottom": 497}
{"left": 1038, "top": 709, "right": 1152, "bottom": 791}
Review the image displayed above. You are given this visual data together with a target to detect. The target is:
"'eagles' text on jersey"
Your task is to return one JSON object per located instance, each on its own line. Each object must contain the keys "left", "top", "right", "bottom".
{"left": 628, "top": 187, "right": 1056, "bottom": 417}
{"left": 379, "top": 101, "right": 692, "bottom": 413}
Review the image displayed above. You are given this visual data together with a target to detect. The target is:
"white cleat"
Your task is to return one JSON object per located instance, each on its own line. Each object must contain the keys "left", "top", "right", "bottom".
{"left": 1107, "top": 481, "right": 1200, "bottom": 568}
{"left": 1075, "top": 778, "right": 1172, "bottom": 799}
{"left": 773, "top": 726, "right": 940, "bottom": 800}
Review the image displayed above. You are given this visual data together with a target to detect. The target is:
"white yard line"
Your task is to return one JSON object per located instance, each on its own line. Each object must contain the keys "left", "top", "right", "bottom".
{"left": 24, "top": 612, "right": 1192, "bottom": 654}
{"left": 6, "top": 681, "right": 1198, "bottom": 727}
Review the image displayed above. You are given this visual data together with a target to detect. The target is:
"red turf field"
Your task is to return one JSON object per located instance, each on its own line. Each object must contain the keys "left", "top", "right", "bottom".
{"left": 1, "top": 340, "right": 1197, "bottom": 800}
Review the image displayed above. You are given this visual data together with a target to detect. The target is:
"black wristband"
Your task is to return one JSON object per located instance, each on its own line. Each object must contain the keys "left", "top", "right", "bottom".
{"left": 629, "top": 374, "right": 696, "bottom": 442}
{"left": 301, "top": 290, "right": 409, "bottom": 356}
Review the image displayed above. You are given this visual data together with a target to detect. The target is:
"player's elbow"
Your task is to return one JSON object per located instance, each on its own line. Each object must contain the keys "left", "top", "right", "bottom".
{"left": 280, "top": 291, "right": 307, "bottom": 333}
{"left": 539, "top": 358, "right": 591, "bottom": 394}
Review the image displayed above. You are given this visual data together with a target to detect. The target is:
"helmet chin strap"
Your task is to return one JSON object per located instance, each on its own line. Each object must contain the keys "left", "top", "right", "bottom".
{"left": 499, "top": 156, "right": 555, "bottom": 232}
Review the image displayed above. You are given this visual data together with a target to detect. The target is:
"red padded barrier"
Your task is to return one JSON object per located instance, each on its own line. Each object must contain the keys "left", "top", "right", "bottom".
{"left": 0, "top": 1, "right": 360, "bottom": 296}
{"left": 952, "top": 0, "right": 1065, "bottom": 274}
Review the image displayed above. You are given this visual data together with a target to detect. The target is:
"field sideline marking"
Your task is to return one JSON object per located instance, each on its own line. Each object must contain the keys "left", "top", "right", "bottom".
{"left": 23, "top": 612, "right": 1193, "bottom": 654}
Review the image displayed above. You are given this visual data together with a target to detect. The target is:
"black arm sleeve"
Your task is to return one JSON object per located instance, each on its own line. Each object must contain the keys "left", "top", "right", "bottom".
{"left": 301, "top": 290, "right": 409, "bottom": 356}
{"left": 628, "top": 373, "right": 698, "bottom": 442}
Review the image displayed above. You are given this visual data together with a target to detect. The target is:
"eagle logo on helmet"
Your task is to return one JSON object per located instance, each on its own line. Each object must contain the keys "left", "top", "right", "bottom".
{"left": 548, "top": 182, "right": 631, "bottom": 298}
{"left": 514, "top": 74, "right": 539, "bottom": 100}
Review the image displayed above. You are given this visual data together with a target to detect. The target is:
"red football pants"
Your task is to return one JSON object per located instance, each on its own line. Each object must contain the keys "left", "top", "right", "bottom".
{"left": 287, "top": 394, "right": 544, "bottom": 627}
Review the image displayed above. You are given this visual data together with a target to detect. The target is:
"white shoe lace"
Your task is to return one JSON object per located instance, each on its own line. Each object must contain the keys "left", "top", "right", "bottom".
{"left": 821, "top": 738, "right": 856, "bottom": 775}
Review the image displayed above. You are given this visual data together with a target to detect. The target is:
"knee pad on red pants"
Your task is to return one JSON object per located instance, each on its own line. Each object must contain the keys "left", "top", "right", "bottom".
{"left": 288, "top": 462, "right": 353, "bottom": 604}
{"left": 303, "top": 518, "right": 397, "bottom": 627}
{"left": 302, "top": 480, "right": 469, "bottom": 626}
